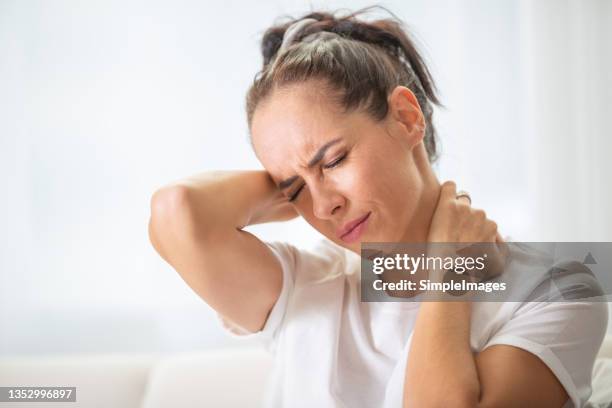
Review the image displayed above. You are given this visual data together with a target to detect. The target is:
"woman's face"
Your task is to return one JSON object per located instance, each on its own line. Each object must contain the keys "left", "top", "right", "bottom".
{"left": 251, "top": 82, "right": 434, "bottom": 254}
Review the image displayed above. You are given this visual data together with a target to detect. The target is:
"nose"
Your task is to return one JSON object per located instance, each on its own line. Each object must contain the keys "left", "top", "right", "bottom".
{"left": 311, "top": 181, "right": 345, "bottom": 220}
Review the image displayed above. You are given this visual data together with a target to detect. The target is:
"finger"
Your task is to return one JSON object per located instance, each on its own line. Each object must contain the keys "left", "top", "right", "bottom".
{"left": 439, "top": 180, "right": 457, "bottom": 204}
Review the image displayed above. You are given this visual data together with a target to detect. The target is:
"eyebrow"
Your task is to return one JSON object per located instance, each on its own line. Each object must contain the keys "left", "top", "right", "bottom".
{"left": 278, "top": 137, "right": 343, "bottom": 190}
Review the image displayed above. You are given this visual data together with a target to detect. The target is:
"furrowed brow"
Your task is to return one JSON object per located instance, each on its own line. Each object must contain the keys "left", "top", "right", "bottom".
{"left": 277, "top": 137, "right": 343, "bottom": 190}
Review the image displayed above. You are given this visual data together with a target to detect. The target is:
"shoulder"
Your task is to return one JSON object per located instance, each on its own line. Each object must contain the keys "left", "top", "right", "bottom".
{"left": 475, "top": 241, "right": 609, "bottom": 354}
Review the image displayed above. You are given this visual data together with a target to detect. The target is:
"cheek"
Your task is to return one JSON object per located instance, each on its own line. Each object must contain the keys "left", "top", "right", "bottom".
{"left": 336, "top": 167, "right": 367, "bottom": 198}
{"left": 346, "top": 153, "right": 397, "bottom": 202}
{"left": 359, "top": 151, "right": 421, "bottom": 213}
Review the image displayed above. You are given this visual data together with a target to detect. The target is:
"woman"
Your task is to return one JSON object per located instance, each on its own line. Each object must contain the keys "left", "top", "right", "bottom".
{"left": 148, "top": 6, "right": 607, "bottom": 407}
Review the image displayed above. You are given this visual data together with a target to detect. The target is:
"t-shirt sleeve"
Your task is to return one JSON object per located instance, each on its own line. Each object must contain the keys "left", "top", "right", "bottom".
{"left": 481, "top": 268, "right": 609, "bottom": 408}
{"left": 215, "top": 240, "right": 298, "bottom": 352}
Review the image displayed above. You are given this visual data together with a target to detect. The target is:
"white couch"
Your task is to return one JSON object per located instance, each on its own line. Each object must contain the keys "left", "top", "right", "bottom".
{"left": 1, "top": 337, "right": 611, "bottom": 408}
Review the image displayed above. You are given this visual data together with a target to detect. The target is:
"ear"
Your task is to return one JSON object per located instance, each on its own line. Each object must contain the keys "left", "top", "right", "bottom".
{"left": 387, "top": 86, "right": 426, "bottom": 144}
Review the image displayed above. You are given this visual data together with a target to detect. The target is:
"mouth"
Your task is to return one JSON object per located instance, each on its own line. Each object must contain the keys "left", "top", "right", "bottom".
{"left": 338, "top": 212, "right": 371, "bottom": 243}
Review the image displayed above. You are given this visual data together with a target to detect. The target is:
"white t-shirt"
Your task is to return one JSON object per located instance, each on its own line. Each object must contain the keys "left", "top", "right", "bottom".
{"left": 217, "top": 239, "right": 609, "bottom": 408}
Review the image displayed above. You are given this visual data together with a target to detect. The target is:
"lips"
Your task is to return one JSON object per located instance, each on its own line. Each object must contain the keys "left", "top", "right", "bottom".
{"left": 337, "top": 212, "right": 371, "bottom": 243}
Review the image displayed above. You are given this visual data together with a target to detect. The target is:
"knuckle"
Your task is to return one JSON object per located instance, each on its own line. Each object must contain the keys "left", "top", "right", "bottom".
{"left": 448, "top": 201, "right": 461, "bottom": 213}
{"left": 457, "top": 202, "right": 470, "bottom": 213}
{"left": 444, "top": 180, "right": 457, "bottom": 190}
{"left": 473, "top": 208, "right": 486, "bottom": 219}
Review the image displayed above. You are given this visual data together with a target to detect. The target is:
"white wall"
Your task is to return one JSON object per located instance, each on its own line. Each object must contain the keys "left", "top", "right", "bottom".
{"left": 1, "top": 0, "right": 610, "bottom": 355}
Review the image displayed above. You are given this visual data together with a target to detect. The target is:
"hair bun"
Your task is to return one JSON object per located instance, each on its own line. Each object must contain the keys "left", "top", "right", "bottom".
{"left": 261, "top": 13, "right": 338, "bottom": 66}
{"left": 261, "top": 29, "right": 285, "bottom": 66}
{"left": 331, "top": 19, "right": 355, "bottom": 36}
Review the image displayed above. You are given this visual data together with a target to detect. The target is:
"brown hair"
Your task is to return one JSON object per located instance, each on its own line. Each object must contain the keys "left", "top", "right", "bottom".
{"left": 246, "top": 5, "right": 442, "bottom": 163}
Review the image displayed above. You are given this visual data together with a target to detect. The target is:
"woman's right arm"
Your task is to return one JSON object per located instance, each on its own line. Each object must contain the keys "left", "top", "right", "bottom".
{"left": 148, "top": 170, "right": 298, "bottom": 333}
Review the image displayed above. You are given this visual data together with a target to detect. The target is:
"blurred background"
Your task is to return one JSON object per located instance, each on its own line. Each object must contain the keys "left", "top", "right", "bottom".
{"left": 1, "top": 0, "right": 611, "bottom": 356}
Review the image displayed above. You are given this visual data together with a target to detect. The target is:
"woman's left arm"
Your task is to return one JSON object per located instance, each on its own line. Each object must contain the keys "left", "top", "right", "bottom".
{"left": 403, "top": 303, "right": 569, "bottom": 408}
{"left": 402, "top": 181, "right": 569, "bottom": 408}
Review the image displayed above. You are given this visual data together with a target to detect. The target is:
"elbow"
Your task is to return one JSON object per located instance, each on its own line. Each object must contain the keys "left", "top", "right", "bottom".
{"left": 148, "top": 185, "right": 195, "bottom": 253}
{"left": 150, "top": 185, "right": 192, "bottom": 224}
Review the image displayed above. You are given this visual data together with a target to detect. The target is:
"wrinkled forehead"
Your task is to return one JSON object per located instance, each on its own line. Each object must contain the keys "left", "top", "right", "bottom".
{"left": 250, "top": 84, "right": 346, "bottom": 178}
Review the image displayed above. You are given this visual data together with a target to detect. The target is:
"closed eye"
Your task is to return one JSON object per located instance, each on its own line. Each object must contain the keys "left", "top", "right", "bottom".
{"left": 323, "top": 153, "right": 347, "bottom": 169}
{"left": 289, "top": 153, "right": 347, "bottom": 202}
{"left": 288, "top": 184, "right": 305, "bottom": 202}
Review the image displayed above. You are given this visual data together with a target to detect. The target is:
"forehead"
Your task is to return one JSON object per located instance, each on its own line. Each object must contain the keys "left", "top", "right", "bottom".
{"left": 251, "top": 84, "right": 347, "bottom": 177}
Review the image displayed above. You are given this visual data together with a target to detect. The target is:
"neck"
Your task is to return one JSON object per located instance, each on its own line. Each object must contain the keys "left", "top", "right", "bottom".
{"left": 399, "top": 143, "right": 441, "bottom": 244}
{"left": 381, "top": 145, "right": 441, "bottom": 298}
